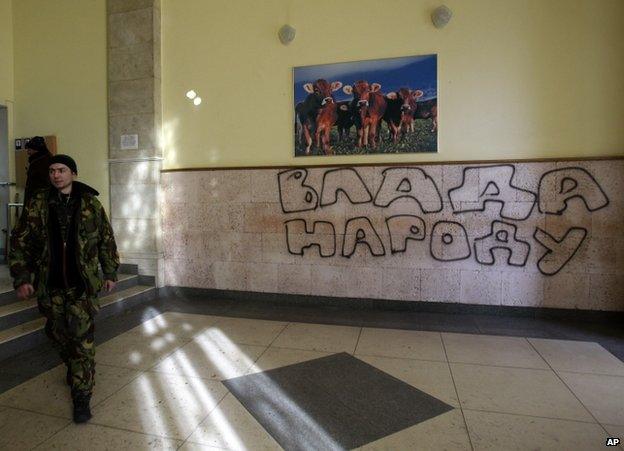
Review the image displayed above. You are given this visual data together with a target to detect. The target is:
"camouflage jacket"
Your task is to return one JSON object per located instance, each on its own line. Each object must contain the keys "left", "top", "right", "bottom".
{"left": 9, "top": 182, "right": 120, "bottom": 299}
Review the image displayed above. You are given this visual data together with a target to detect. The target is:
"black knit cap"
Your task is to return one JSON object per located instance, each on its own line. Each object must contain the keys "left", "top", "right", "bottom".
{"left": 25, "top": 136, "right": 49, "bottom": 153}
{"left": 49, "top": 154, "right": 78, "bottom": 174}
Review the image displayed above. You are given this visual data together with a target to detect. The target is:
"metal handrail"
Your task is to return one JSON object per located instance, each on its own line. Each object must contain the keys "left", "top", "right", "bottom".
{"left": 3, "top": 202, "right": 23, "bottom": 261}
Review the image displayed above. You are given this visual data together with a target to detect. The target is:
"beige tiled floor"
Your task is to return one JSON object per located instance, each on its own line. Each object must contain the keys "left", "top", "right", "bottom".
{"left": 0, "top": 312, "right": 622, "bottom": 450}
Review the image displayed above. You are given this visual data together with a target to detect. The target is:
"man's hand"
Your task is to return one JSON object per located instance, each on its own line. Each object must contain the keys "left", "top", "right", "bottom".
{"left": 16, "top": 283, "right": 34, "bottom": 300}
{"left": 103, "top": 280, "right": 116, "bottom": 293}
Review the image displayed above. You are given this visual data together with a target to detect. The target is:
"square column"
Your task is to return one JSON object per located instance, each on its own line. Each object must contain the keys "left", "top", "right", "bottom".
{"left": 107, "top": 0, "right": 163, "bottom": 282}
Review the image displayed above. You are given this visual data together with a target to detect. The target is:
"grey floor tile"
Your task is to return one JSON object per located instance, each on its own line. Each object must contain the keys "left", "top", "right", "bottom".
{"left": 209, "top": 317, "right": 288, "bottom": 346}
{"left": 272, "top": 323, "right": 361, "bottom": 353}
{"left": 451, "top": 363, "right": 594, "bottom": 422}
{"left": 529, "top": 338, "right": 624, "bottom": 376}
{"left": 35, "top": 423, "right": 182, "bottom": 450}
{"left": 0, "top": 407, "right": 70, "bottom": 450}
{"left": 150, "top": 336, "right": 266, "bottom": 381}
{"left": 96, "top": 329, "right": 192, "bottom": 371}
{"left": 356, "top": 328, "right": 446, "bottom": 361}
{"left": 464, "top": 409, "right": 609, "bottom": 451}
{"left": 185, "top": 393, "right": 282, "bottom": 450}
{"left": 443, "top": 333, "right": 549, "bottom": 369}
{"left": 558, "top": 372, "right": 624, "bottom": 426}
{"left": 0, "top": 363, "right": 141, "bottom": 419}
{"left": 361, "top": 409, "right": 471, "bottom": 450}
{"left": 93, "top": 371, "right": 228, "bottom": 440}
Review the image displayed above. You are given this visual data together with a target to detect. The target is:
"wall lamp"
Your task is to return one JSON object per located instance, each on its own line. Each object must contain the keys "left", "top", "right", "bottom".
{"left": 431, "top": 5, "right": 452, "bottom": 29}
{"left": 278, "top": 24, "right": 296, "bottom": 45}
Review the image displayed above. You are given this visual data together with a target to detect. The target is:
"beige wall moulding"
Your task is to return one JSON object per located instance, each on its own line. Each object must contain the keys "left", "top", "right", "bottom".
{"left": 160, "top": 155, "right": 624, "bottom": 173}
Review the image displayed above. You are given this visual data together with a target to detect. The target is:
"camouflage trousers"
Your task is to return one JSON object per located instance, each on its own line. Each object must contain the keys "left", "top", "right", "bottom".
{"left": 38, "top": 288, "right": 99, "bottom": 397}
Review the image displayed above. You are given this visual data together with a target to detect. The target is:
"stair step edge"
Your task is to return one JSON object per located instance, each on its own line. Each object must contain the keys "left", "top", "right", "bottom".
{"left": 0, "top": 285, "right": 156, "bottom": 345}
{"left": 0, "top": 318, "right": 46, "bottom": 345}
{"left": 0, "top": 299, "right": 38, "bottom": 317}
{"left": 99, "top": 285, "right": 155, "bottom": 308}
{"left": 0, "top": 282, "right": 151, "bottom": 318}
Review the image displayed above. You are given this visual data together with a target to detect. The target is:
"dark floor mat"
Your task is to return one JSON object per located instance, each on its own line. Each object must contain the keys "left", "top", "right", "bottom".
{"left": 223, "top": 352, "right": 453, "bottom": 450}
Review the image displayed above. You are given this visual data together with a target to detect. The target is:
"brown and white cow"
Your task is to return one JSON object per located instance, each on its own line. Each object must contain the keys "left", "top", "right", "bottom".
{"left": 313, "top": 82, "right": 345, "bottom": 154}
{"left": 343, "top": 80, "right": 387, "bottom": 149}
{"left": 385, "top": 88, "right": 424, "bottom": 142}
{"left": 295, "top": 79, "right": 342, "bottom": 154}
{"left": 399, "top": 88, "right": 423, "bottom": 134}
{"left": 386, "top": 89, "right": 438, "bottom": 136}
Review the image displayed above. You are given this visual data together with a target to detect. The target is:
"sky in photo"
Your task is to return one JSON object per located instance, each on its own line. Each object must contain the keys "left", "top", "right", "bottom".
{"left": 294, "top": 54, "right": 437, "bottom": 104}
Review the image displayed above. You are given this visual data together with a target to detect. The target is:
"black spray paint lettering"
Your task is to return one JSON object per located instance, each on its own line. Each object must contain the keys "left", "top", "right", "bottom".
{"left": 430, "top": 221, "right": 471, "bottom": 261}
{"left": 538, "top": 167, "right": 609, "bottom": 214}
{"left": 533, "top": 227, "right": 588, "bottom": 275}
{"left": 285, "top": 219, "right": 336, "bottom": 257}
{"left": 343, "top": 217, "right": 385, "bottom": 257}
{"left": 320, "top": 168, "right": 373, "bottom": 207}
{"left": 278, "top": 169, "right": 318, "bottom": 213}
{"left": 373, "top": 167, "right": 443, "bottom": 212}
{"left": 474, "top": 221, "right": 530, "bottom": 267}
{"left": 277, "top": 165, "right": 609, "bottom": 275}
{"left": 385, "top": 215, "right": 426, "bottom": 253}
{"left": 448, "top": 165, "right": 536, "bottom": 220}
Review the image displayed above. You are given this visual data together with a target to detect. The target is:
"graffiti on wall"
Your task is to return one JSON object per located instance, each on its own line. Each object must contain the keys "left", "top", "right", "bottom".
{"left": 277, "top": 165, "right": 610, "bottom": 276}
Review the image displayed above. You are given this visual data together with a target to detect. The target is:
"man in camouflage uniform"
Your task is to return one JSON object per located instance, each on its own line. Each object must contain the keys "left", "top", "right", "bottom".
{"left": 9, "top": 154, "right": 119, "bottom": 424}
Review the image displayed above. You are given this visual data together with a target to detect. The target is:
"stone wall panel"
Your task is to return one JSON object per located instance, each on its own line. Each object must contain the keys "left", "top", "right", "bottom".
{"left": 108, "top": 8, "right": 153, "bottom": 48}
{"left": 460, "top": 270, "right": 502, "bottom": 305}
{"left": 501, "top": 272, "right": 544, "bottom": 307}
{"left": 162, "top": 160, "right": 624, "bottom": 310}
{"left": 109, "top": 79, "right": 155, "bottom": 116}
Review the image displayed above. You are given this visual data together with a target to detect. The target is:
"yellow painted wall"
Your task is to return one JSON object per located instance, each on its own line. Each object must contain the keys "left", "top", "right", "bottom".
{"left": 12, "top": 0, "right": 109, "bottom": 211}
{"left": 0, "top": 0, "right": 15, "bottom": 203}
{"left": 0, "top": 0, "right": 13, "bottom": 103}
{"left": 162, "top": 0, "right": 624, "bottom": 169}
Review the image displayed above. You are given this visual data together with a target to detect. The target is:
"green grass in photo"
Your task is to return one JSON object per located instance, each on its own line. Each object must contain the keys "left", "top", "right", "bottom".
{"left": 295, "top": 119, "right": 437, "bottom": 156}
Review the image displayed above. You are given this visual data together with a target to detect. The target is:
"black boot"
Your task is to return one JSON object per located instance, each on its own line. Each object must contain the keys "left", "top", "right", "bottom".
{"left": 72, "top": 392, "right": 92, "bottom": 424}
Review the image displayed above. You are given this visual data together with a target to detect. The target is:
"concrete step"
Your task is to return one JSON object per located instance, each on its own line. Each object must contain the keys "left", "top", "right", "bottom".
{"left": 0, "top": 298, "right": 38, "bottom": 331}
{"left": 0, "top": 273, "right": 139, "bottom": 331}
{"left": 0, "top": 284, "right": 14, "bottom": 307}
{"left": 0, "top": 273, "right": 139, "bottom": 308}
{"left": 119, "top": 263, "right": 139, "bottom": 275}
{"left": 0, "top": 284, "right": 157, "bottom": 361}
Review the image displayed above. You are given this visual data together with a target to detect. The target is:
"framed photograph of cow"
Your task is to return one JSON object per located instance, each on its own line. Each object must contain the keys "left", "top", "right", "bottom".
{"left": 293, "top": 54, "right": 437, "bottom": 157}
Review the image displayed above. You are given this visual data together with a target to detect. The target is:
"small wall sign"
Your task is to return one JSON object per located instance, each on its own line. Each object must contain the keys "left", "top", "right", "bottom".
{"left": 120, "top": 134, "right": 139, "bottom": 150}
